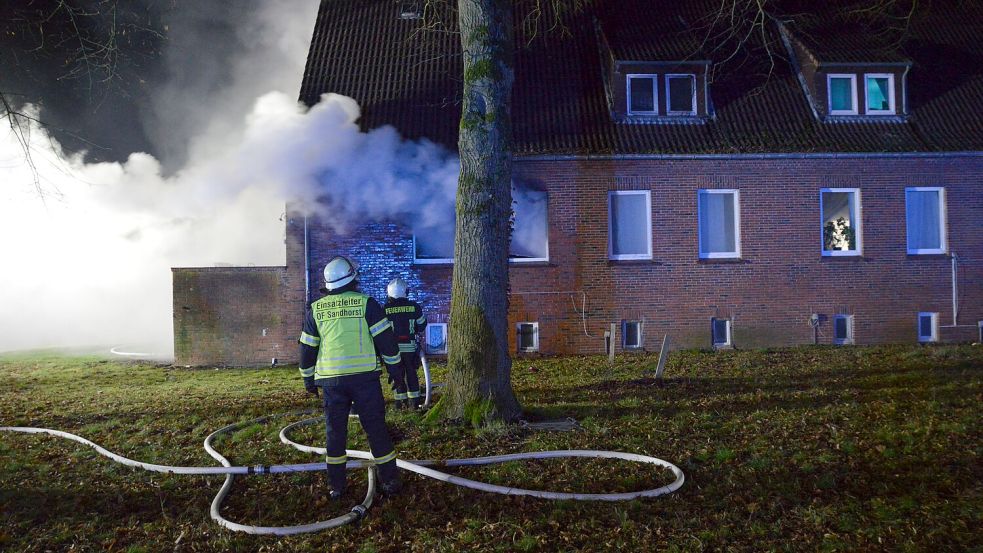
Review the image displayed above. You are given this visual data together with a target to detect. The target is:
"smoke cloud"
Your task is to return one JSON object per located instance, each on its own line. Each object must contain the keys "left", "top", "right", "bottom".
{"left": 1, "top": 98, "right": 548, "bottom": 357}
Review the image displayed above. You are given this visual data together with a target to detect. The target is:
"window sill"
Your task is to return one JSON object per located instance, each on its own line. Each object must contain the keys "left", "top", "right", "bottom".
{"left": 509, "top": 261, "right": 554, "bottom": 268}
{"left": 608, "top": 259, "right": 662, "bottom": 266}
{"left": 820, "top": 255, "right": 865, "bottom": 262}
{"left": 906, "top": 253, "right": 949, "bottom": 259}
{"left": 697, "top": 258, "right": 745, "bottom": 265}
{"left": 413, "top": 261, "right": 453, "bottom": 267}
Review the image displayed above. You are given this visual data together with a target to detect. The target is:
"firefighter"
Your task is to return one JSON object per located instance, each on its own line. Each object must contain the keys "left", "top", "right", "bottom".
{"left": 384, "top": 277, "right": 428, "bottom": 409}
{"left": 299, "top": 255, "right": 403, "bottom": 499}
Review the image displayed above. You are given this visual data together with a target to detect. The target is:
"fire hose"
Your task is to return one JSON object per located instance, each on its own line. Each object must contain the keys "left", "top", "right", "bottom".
{"left": 0, "top": 356, "right": 684, "bottom": 536}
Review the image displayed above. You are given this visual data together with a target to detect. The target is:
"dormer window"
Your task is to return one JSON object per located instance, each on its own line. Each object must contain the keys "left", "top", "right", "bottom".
{"left": 827, "top": 74, "right": 858, "bottom": 115}
{"left": 865, "top": 74, "right": 895, "bottom": 114}
{"left": 666, "top": 74, "right": 697, "bottom": 115}
{"left": 627, "top": 74, "right": 658, "bottom": 115}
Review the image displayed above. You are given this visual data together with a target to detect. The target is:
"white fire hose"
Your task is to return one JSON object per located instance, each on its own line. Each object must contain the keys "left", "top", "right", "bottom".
{"left": 1, "top": 403, "right": 684, "bottom": 535}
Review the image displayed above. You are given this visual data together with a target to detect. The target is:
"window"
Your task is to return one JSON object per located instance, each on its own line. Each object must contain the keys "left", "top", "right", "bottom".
{"left": 414, "top": 188, "right": 550, "bottom": 264}
{"left": 608, "top": 190, "right": 652, "bottom": 260}
{"left": 666, "top": 74, "right": 696, "bottom": 115}
{"left": 622, "top": 321, "right": 643, "bottom": 349}
{"left": 517, "top": 322, "right": 539, "bottom": 352}
{"left": 833, "top": 314, "right": 854, "bottom": 345}
{"left": 978, "top": 320, "right": 983, "bottom": 344}
{"left": 627, "top": 74, "right": 658, "bottom": 115}
{"left": 917, "top": 312, "right": 939, "bottom": 343}
{"left": 905, "top": 187, "right": 947, "bottom": 254}
{"left": 510, "top": 187, "right": 549, "bottom": 262}
{"left": 821, "top": 188, "right": 862, "bottom": 256}
{"left": 712, "top": 318, "right": 732, "bottom": 348}
{"left": 425, "top": 323, "right": 448, "bottom": 354}
{"left": 827, "top": 74, "right": 858, "bottom": 115}
{"left": 865, "top": 74, "right": 895, "bottom": 114}
{"left": 413, "top": 225, "right": 455, "bottom": 264}
{"left": 698, "top": 189, "right": 741, "bottom": 259}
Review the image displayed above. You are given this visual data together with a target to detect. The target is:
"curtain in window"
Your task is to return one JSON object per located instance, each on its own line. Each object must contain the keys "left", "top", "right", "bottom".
{"left": 611, "top": 194, "right": 648, "bottom": 256}
{"left": 906, "top": 190, "right": 941, "bottom": 251}
{"left": 829, "top": 78, "right": 853, "bottom": 111}
{"left": 699, "top": 192, "right": 736, "bottom": 254}
{"left": 866, "top": 77, "right": 890, "bottom": 111}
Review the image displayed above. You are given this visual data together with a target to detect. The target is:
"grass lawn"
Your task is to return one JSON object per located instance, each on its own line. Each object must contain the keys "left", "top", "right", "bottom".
{"left": 0, "top": 344, "right": 981, "bottom": 552}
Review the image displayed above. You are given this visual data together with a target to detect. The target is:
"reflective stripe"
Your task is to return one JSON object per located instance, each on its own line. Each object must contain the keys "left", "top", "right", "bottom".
{"left": 326, "top": 455, "right": 347, "bottom": 465}
{"left": 299, "top": 366, "right": 315, "bottom": 378}
{"left": 374, "top": 450, "right": 397, "bottom": 464}
{"left": 299, "top": 332, "right": 320, "bottom": 347}
{"left": 394, "top": 392, "right": 408, "bottom": 400}
{"left": 398, "top": 343, "right": 417, "bottom": 353}
{"left": 324, "top": 354, "right": 374, "bottom": 361}
{"left": 416, "top": 316, "right": 427, "bottom": 324}
{"left": 314, "top": 363, "right": 380, "bottom": 378}
{"left": 381, "top": 353, "right": 400, "bottom": 365}
{"left": 369, "top": 319, "right": 391, "bottom": 337}
{"left": 407, "top": 391, "right": 420, "bottom": 398}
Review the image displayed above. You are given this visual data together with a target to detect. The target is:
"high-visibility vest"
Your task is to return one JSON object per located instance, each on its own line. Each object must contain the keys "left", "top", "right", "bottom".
{"left": 311, "top": 291, "right": 385, "bottom": 379}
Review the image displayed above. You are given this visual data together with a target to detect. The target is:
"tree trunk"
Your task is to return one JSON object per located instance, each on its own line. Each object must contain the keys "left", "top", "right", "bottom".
{"left": 443, "top": 0, "right": 521, "bottom": 423}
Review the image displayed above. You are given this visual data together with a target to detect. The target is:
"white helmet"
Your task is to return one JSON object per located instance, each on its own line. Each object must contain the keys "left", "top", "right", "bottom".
{"left": 323, "top": 256, "right": 358, "bottom": 290}
{"left": 387, "top": 277, "right": 408, "bottom": 299}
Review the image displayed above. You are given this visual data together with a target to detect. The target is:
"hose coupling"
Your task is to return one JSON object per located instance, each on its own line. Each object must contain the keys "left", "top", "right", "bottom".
{"left": 350, "top": 504, "right": 367, "bottom": 522}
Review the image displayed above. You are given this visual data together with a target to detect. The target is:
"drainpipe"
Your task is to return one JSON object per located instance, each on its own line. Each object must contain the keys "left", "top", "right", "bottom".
{"left": 951, "top": 252, "right": 958, "bottom": 327}
{"left": 303, "top": 214, "right": 310, "bottom": 303}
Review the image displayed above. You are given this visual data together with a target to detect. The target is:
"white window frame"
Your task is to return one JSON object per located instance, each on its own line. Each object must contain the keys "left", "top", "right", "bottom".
{"left": 832, "top": 314, "right": 855, "bottom": 345}
{"left": 905, "top": 187, "right": 947, "bottom": 255}
{"left": 622, "top": 320, "right": 643, "bottom": 349}
{"left": 626, "top": 74, "right": 659, "bottom": 115}
{"left": 827, "top": 74, "right": 858, "bottom": 116}
{"left": 665, "top": 74, "right": 697, "bottom": 116}
{"left": 412, "top": 235, "right": 454, "bottom": 265}
{"left": 864, "top": 73, "right": 896, "bottom": 115}
{"left": 917, "top": 312, "right": 939, "bottom": 343}
{"left": 425, "top": 322, "right": 448, "bottom": 354}
{"left": 608, "top": 190, "right": 653, "bottom": 261}
{"left": 820, "top": 188, "right": 863, "bottom": 256}
{"left": 698, "top": 189, "right": 741, "bottom": 259}
{"left": 711, "top": 318, "right": 732, "bottom": 348}
{"left": 516, "top": 322, "right": 540, "bottom": 352}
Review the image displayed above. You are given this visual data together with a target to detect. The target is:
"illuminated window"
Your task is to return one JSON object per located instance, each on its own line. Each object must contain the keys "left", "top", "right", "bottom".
{"left": 821, "top": 189, "right": 862, "bottom": 256}
{"left": 865, "top": 74, "right": 895, "bottom": 114}
{"left": 827, "top": 74, "right": 858, "bottom": 115}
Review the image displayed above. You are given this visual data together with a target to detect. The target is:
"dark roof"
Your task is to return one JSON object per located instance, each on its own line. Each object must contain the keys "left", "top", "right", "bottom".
{"left": 298, "top": 0, "right": 983, "bottom": 154}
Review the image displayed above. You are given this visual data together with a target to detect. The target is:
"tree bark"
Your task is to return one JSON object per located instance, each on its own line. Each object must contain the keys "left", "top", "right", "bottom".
{"left": 443, "top": 0, "right": 521, "bottom": 423}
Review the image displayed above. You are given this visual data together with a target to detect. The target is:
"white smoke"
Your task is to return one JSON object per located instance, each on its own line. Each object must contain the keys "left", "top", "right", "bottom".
{"left": 0, "top": 6, "right": 548, "bottom": 357}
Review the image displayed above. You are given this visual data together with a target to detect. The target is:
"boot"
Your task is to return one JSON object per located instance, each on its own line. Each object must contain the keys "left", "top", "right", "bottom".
{"left": 379, "top": 477, "right": 403, "bottom": 497}
{"left": 395, "top": 398, "right": 408, "bottom": 411}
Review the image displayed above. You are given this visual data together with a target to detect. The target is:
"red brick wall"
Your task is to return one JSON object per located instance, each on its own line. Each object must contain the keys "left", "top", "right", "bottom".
{"left": 172, "top": 267, "right": 297, "bottom": 367}
{"left": 289, "top": 155, "right": 982, "bottom": 356}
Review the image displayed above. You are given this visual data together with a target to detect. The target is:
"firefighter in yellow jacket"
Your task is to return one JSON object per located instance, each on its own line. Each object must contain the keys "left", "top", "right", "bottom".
{"left": 299, "top": 256, "right": 403, "bottom": 499}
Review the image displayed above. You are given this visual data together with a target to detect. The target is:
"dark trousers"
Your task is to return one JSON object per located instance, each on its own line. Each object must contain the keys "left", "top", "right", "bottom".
{"left": 390, "top": 350, "right": 421, "bottom": 400}
{"left": 321, "top": 371, "right": 399, "bottom": 490}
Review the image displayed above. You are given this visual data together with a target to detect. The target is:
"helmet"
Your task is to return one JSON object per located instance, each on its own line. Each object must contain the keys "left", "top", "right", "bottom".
{"left": 323, "top": 256, "right": 358, "bottom": 290}
{"left": 387, "top": 277, "right": 408, "bottom": 299}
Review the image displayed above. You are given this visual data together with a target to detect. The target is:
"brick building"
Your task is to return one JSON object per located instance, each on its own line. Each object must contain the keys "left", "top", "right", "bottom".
{"left": 173, "top": 0, "right": 983, "bottom": 366}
